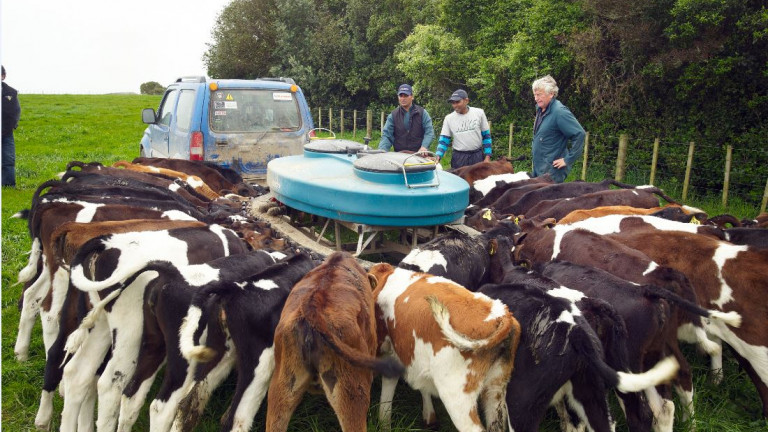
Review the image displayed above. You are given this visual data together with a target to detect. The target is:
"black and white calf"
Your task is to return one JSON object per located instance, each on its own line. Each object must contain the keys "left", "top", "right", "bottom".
{"left": 59, "top": 224, "right": 248, "bottom": 432}
{"left": 398, "top": 220, "right": 520, "bottom": 291}
{"left": 478, "top": 282, "right": 678, "bottom": 432}
{"left": 179, "top": 252, "right": 318, "bottom": 432}
{"left": 112, "top": 249, "right": 288, "bottom": 432}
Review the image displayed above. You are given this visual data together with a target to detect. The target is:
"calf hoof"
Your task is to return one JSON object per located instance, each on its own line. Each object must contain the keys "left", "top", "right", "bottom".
{"left": 15, "top": 349, "right": 29, "bottom": 362}
{"left": 421, "top": 420, "right": 440, "bottom": 431}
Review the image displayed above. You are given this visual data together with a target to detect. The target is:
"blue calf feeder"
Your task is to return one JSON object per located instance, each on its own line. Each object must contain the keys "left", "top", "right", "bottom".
{"left": 266, "top": 139, "right": 470, "bottom": 255}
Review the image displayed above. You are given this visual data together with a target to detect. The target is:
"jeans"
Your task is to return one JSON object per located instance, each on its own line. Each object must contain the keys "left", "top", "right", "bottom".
{"left": 2, "top": 132, "right": 16, "bottom": 186}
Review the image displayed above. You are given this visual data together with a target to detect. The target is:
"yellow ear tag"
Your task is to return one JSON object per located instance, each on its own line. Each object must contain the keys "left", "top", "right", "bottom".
{"left": 514, "top": 216, "right": 520, "bottom": 225}
{"left": 489, "top": 242, "right": 496, "bottom": 255}
{"left": 483, "top": 209, "right": 493, "bottom": 220}
{"left": 691, "top": 218, "right": 701, "bottom": 225}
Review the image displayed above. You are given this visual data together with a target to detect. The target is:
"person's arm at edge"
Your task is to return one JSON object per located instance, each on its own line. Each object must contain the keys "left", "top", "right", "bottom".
{"left": 420, "top": 110, "right": 435, "bottom": 152}
{"left": 556, "top": 109, "right": 586, "bottom": 166}
{"left": 378, "top": 113, "right": 395, "bottom": 151}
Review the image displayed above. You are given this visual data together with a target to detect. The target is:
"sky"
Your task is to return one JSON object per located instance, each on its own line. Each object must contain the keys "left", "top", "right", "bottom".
{"left": 1, "top": 0, "right": 232, "bottom": 94}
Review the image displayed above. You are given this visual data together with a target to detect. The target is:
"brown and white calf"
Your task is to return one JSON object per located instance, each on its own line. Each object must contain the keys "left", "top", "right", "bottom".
{"left": 266, "top": 252, "right": 403, "bottom": 432}
{"left": 557, "top": 204, "right": 707, "bottom": 225}
{"left": 368, "top": 263, "right": 521, "bottom": 432}
{"left": 591, "top": 228, "right": 768, "bottom": 419}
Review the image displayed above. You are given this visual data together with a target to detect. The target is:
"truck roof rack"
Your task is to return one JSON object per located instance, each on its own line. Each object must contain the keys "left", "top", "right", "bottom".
{"left": 258, "top": 77, "right": 296, "bottom": 85}
{"left": 175, "top": 76, "right": 207, "bottom": 83}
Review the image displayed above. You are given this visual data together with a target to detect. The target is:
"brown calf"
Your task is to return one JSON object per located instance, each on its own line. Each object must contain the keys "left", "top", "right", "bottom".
{"left": 266, "top": 252, "right": 402, "bottom": 432}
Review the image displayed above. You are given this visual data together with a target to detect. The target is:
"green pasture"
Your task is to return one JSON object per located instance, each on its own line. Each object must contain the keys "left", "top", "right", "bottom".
{"left": 1, "top": 94, "right": 765, "bottom": 431}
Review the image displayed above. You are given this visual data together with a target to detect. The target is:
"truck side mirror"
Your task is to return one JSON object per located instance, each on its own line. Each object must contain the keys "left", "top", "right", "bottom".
{"left": 142, "top": 108, "right": 158, "bottom": 124}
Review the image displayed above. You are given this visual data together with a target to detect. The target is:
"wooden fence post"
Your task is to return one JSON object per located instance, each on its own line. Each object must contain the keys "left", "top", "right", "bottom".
{"left": 340, "top": 109, "right": 345, "bottom": 136}
{"left": 366, "top": 110, "right": 372, "bottom": 142}
{"left": 682, "top": 141, "right": 696, "bottom": 201}
{"left": 615, "top": 134, "right": 628, "bottom": 182}
{"left": 353, "top": 110, "right": 358, "bottom": 138}
{"left": 318, "top": 107, "right": 322, "bottom": 129}
{"left": 761, "top": 178, "right": 768, "bottom": 214}
{"left": 723, "top": 145, "right": 733, "bottom": 207}
{"left": 508, "top": 123, "right": 514, "bottom": 158}
{"left": 650, "top": 138, "right": 660, "bottom": 185}
{"left": 380, "top": 111, "right": 385, "bottom": 133}
{"left": 328, "top": 108, "right": 333, "bottom": 133}
{"left": 581, "top": 132, "right": 590, "bottom": 181}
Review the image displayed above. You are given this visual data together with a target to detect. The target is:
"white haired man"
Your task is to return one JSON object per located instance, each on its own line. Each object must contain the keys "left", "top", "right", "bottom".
{"left": 531, "top": 75, "right": 585, "bottom": 183}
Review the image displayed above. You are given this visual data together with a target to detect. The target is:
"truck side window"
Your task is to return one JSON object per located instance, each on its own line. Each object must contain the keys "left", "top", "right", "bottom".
{"left": 175, "top": 90, "right": 196, "bottom": 132}
{"left": 158, "top": 90, "right": 180, "bottom": 127}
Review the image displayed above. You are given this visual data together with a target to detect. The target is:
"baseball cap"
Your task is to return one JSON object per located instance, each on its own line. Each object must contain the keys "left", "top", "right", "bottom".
{"left": 448, "top": 89, "right": 468, "bottom": 102}
{"left": 397, "top": 84, "right": 413, "bottom": 96}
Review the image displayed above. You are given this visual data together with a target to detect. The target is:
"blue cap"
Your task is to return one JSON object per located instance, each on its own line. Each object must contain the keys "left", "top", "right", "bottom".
{"left": 448, "top": 89, "right": 468, "bottom": 102}
{"left": 397, "top": 84, "right": 413, "bottom": 96}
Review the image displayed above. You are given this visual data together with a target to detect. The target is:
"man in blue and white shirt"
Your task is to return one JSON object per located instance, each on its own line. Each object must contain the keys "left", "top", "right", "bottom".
{"left": 436, "top": 89, "right": 492, "bottom": 169}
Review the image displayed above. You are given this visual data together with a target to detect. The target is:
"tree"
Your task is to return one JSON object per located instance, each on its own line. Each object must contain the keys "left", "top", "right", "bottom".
{"left": 203, "top": 0, "right": 279, "bottom": 79}
{"left": 139, "top": 81, "right": 165, "bottom": 95}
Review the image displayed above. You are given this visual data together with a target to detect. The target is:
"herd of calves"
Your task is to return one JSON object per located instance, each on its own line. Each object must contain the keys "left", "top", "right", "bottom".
{"left": 10, "top": 156, "right": 768, "bottom": 432}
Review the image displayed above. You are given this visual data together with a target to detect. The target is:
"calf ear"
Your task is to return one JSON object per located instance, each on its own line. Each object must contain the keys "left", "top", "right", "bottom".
{"left": 368, "top": 274, "right": 378, "bottom": 290}
{"left": 487, "top": 238, "right": 498, "bottom": 255}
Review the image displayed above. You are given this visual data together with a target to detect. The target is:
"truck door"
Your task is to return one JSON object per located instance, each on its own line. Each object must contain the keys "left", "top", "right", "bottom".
{"left": 148, "top": 89, "right": 179, "bottom": 157}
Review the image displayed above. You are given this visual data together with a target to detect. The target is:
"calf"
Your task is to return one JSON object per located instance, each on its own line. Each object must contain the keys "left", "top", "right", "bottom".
{"left": 498, "top": 180, "right": 675, "bottom": 217}
{"left": 113, "top": 249, "right": 288, "bottom": 432}
{"left": 266, "top": 252, "right": 403, "bottom": 432}
{"left": 398, "top": 220, "right": 520, "bottom": 291}
{"left": 513, "top": 219, "right": 740, "bottom": 429}
{"left": 368, "top": 263, "right": 521, "bottom": 432}
{"left": 557, "top": 204, "right": 706, "bottom": 225}
{"left": 113, "top": 160, "right": 220, "bottom": 200}
{"left": 478, "top": 282, "right": 679, "bottom": 432}
{"left": 450, "top": 156, "right": 516, "bottom": 185}
{"left": 523, "top": 188, "right": 674, "bottom": 220}
{"left": 60, "top": 224, "right": 248, "bottom": 432}
{"left": 179, "top": 252, "right": 318, "bottom": 432}
{"left": 468, "top": 171, "right": 531, "bottom": 203}
{"left": 132, "top": 156, "right": 262, "bottom": 197}
{"left": 593, "top": 228, "right": 768, "bottom": 419}
{"left": 723, "top": 227, "right": 768, "bottom": 250}
{"left": 466, "top": 178, "right": 552, "bottom": 217}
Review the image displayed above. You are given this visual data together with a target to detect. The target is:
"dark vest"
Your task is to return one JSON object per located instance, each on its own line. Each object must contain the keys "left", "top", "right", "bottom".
{"left": 392, "top": 104, "right": 425, "bottom": 152}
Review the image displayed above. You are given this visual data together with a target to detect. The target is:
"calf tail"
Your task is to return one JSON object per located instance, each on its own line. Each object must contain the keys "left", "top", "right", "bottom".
{"left": 616, "top": 356, "right": 679, "bottom": 393}
{"left": 426, "top": 295, "right": 515, "bottom": 351}
{"left": 11, "top": 208, "right": 29, "bottom": 219}
{"left": 641, "top": 283, "right": 742, "bottom": 328}
{"left": 299, "top": 319, "right": 404, "bottom": 378}
{"left": 17, "top": 237, "right": 42, "bottom": 285}
{"left": 646, "top": 186, "right": 679, "bottom": 205}
{"left": 63, "top": 288, "right": 122, "bottom": 362}
{"left": 179, "top": 284, "right": 231, "bottom": 363}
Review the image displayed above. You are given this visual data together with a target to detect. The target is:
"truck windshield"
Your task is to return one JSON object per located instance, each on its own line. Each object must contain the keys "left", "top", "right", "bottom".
{"left": 209, "top": 89, "right": 302, "bottom": 133}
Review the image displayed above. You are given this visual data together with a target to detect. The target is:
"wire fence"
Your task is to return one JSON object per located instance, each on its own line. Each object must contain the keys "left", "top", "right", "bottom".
{"left": 312, "top": 107, "right": 768, "bottom": 214}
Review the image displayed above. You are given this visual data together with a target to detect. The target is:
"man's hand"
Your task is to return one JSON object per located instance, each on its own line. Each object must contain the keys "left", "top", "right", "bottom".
{"left": 483, "top": 155, "right": 492, "bottom": 163}
{"left": 552, "top": 158, "right": 566, "bottom": 169}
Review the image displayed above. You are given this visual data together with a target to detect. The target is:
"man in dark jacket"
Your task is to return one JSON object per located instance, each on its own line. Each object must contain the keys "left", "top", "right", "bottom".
{"left": 378, "top": 84, "right": 435, "bottom": 154}
{"left": 531, "top": 75, "right": 585, "bottom": 183}
{"left": 2, "top": 65, "right": 21, "bottom": 187}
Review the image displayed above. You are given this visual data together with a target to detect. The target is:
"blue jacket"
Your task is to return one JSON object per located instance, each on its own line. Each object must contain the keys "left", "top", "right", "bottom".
{"left": 531, "top": 98, "right": 585, "bottom": 183}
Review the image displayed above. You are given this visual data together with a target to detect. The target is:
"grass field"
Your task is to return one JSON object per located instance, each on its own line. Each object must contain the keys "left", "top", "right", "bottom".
{"left": 2, "top": 94, "right": 766, "bottom": 431}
